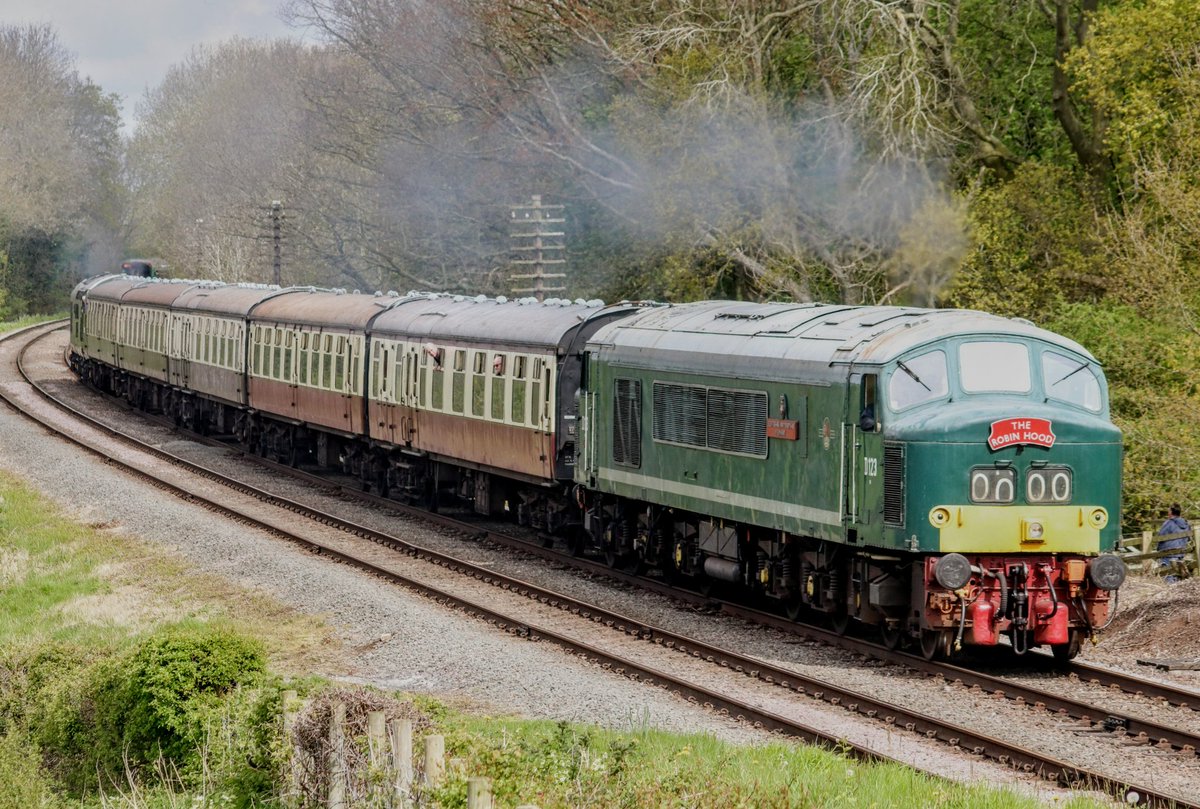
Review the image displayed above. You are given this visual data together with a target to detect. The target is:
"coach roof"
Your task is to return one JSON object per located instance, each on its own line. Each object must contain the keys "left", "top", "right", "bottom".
{"left": 371, "top": 294, "right": 621, "bottom": 350}
{"left": 249, "top": 287, "right": 407, "bottom": 330}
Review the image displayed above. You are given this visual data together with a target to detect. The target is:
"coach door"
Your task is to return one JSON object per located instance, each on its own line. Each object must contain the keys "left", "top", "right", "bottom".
{"left": 401, "top": 343, "right": 421, "bottom": 446}
{"left": 176, "top": 316, "right": 193, "bottom": 388}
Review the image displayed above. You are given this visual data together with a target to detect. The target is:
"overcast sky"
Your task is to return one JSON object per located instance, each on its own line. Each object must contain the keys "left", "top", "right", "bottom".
{"left": 0, "top": 0, "right": 297, "bottom": 133}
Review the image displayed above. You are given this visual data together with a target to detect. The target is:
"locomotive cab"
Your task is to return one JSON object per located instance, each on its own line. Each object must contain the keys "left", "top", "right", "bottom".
{"left": 863, "top": 334, "right": 1124, "bottom": 658}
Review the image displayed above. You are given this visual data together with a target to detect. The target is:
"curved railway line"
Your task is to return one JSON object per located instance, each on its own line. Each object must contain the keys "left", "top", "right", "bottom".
{"left": 3, "top": 319, "right": 1198, "bottom": 808}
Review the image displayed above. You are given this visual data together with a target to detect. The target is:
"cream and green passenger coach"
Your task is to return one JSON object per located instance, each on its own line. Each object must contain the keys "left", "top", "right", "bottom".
{"left": 576, "top": 300, "right": 1125, "bottom": 660}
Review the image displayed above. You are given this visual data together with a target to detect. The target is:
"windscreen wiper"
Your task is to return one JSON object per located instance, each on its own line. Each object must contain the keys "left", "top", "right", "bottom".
{"left": 897, "top": 360, "right": 931, "bottom": 391}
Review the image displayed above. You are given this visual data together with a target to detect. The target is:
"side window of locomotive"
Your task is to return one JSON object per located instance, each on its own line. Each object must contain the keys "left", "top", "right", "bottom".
{"left": 970, "top": 467, "right": 1015, "bottom": 504}
{"left": 888, "top": 350, "right": 948, "bottom": 411}
{"left": 959, "top": 341, "right": 1030, "bottom": 393}
{"left": 1042, "top": 351, "right": 1102, "bottom": 412}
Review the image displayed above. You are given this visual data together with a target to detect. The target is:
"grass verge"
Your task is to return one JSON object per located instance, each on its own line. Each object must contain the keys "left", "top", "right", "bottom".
{"left": 0, "top": 466, "right": 1114, "bottom": 808}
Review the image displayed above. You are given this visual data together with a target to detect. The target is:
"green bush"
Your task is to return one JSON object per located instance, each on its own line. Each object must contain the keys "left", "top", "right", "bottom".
{"left": 29, "top": 623, "right": 268, "bottom": 796}
{"left": 0, "top": 731, "right": 63, "bottom": 809}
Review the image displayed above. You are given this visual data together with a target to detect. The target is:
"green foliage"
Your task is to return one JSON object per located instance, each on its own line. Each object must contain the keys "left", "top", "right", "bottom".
{"left": 424, "top": 715, "right": 1107, "bottom": 809}
{"left": 0, "top": 732, "right": 63, "bottom": 809}
{"left": 1067, "top": 0, "right": 1200, "bottom": 170}
{"left": 1044, "top": 300, "right": 1200, "bottom": 531}
{"left": 26, "top": 624, "right": 268, "bottom": 796}
{"left": 956, "top": 0, "right": 1073, "bottom": 168}
{"left": 943, "top": 162, "right": 1106, "bottom": 319}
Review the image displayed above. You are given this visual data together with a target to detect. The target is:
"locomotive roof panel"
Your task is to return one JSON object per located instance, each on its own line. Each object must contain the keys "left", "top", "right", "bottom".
{"left": 372, "top": 295, "right": 625, "bottom": 350}
{"left": 173, "top": 284, "right": 289, "bottom": 317}
{"left": 590, "top": 301, "right": 1095, "bottom": 373}
{"left": 249, "top": 288, "right": 404, "bottom": 329}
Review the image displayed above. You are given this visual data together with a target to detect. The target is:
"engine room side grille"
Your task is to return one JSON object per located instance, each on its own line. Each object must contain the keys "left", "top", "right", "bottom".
{"left": 652, "top": 382, "right": 769, "bottom": 457}
{"left": 653, "top": 382, "right": 708, "bottom": 448}
{"left": 612, "top": 378, "right": 642, "bottom": 467}
{"left": 883, "top": 442, "right": 905, "bottom": 526}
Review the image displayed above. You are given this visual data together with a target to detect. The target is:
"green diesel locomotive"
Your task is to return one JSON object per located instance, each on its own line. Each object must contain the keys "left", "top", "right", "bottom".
{"left": 575, "top": 300, "right": 1125, "bottom": 660}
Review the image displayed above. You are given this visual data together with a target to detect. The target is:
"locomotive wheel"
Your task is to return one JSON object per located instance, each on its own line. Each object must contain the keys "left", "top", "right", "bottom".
{"left": 604, "top": 548, "right": 641, "bottom": 575}
{"left": 919, "top": 629, "right": 951, "bottom": 660}
{"left": 880, "top": 623, "right": 905, "bottom": 650}
{"left": 1051, "top": 630, "right": 1083, "bottom": 664}
{"left": 784, "top": 599, "right": 804, "bottom": 622}
{"left": 830, "top": 611, "right": 850, "bottom": 636}
{"left": 565, "top": 528, "right": 586, "bottom": 557}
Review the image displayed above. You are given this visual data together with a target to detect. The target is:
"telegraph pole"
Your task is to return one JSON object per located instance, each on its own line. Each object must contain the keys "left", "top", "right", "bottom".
{"left": 270, "top": 201, "right": 283, "bottom": 287}
{"left": 509, "top": 195, "right": 566, "bottom": 301}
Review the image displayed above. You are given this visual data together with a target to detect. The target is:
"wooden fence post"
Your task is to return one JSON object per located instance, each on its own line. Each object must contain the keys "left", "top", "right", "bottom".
{"left": 1142, "top": 530, "right": 1153, "bottom": 574}
{"left": 281, "top": 690, "right": 299, "bottom": 808}
{"left": 367, "top": 711, "right": 386, "bottom": 801}
{"left": 424, "top": 734, "right": 445, "bottom": 788}
{"left": 467, "top": 776, "right": 493, "bottom": 809}
{"left": 391, "top": 718, "right": 413, "bottom": 806}
{"left": 328, "top": 702, "right": 346, "bottom": 809}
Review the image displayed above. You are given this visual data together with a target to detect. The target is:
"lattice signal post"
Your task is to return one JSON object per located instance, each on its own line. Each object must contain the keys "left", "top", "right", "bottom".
{"left": 509, "top": 195, "right": 566, "bottom": 302}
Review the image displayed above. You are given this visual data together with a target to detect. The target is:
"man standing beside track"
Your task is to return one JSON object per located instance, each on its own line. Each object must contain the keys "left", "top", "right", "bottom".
{"left": 1156, "top": 503, "right": 1191, "bottom": 583}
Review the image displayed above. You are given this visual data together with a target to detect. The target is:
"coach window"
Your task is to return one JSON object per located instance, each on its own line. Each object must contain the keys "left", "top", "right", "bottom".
{"left": 252, "top": 327, "right": 263, "bottom": 375}
{"left": 491, "top": 353, "right": 507, "bottom": 420}
{"left": 431, "top": 347, "right": 446, "bottom": 410}
{"left": 449, "top": 349, "right": 465, "bottom": 413}
{"left": 333, "top": 336, "right": 346, "bottom": 391}
{"left": 283, "top": 331, "right": 294, "bottom": 382}
{"left": 353, "top": 338, "right": 364, "bottom": 395}
{"left": 511, "top": 355, "right": 528, "bottom": 423}
{"left": 320, "top": 337, "right": 332, "bottom": 389}
{"left": 299, "top": 333, "right": 310, "bottom": 385}
{"left": 530, "top": 358, "right": 544, "bottom": 427}
{"left": 471, "top": 351, "right": 486, "bottom": 417}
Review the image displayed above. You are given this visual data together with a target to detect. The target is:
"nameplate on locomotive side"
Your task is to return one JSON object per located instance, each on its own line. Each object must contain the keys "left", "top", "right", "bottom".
{"left": 987, "top": 417, "right": 1055, "bottom": 451}
{"left": 766, "top": 418, "right": 799, "bottom": 441}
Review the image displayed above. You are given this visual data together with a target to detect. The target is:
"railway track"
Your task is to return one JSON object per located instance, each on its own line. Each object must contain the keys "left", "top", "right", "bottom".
{"left": 4, "top": 320, "right": 1197, "bottom": 807}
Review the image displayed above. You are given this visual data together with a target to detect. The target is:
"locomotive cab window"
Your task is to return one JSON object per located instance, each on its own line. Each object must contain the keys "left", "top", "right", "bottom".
{"left": 960, "top": 341, "right": 1030, "bottom": 393}
{"left": 888, "top": 350, "right": 948, "bottom": 411}
{"left": 1042, "top": 351, "right": 1102, "bottom": 412}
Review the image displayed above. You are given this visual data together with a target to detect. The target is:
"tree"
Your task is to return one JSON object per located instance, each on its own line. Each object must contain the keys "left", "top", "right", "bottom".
{"left": 127, "top": 40, "right": 329, "bottom": 285}
{"left": 0, "top": 24, "right": 124, "bottom": 315}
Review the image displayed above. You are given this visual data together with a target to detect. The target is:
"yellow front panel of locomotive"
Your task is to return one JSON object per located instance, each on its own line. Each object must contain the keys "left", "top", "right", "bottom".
{"left": 928, "top": 504, "right": 1106, "bottom": 554}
